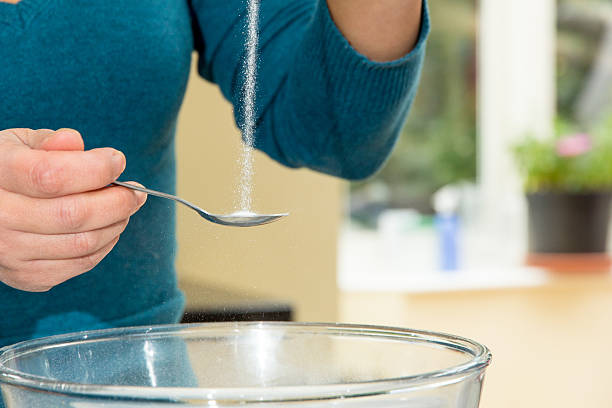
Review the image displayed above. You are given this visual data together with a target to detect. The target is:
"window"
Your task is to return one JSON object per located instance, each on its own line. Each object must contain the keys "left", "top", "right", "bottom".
{"left": 349, "top": 0, "right": 477, "bottom": 227}
{"left": 340, "top": 0, "right": 612, "bottom": 288}
{"left": 558, "top": 0, "right": 612, "bottom": 128}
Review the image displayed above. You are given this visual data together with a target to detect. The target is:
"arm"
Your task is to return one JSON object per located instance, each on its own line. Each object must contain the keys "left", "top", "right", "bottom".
{"left": 326, "top": 0, "right": 423, "bottom": 62}
{"left": 191, "top": 0, "right": 429, "bottom": 180}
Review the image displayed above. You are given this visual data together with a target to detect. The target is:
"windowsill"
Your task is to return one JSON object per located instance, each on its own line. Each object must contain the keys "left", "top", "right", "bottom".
{"left": 338, "top": 265, "right": 550, "bottom": 293}
{"left": 337, "top": 223, "right": 612, "bottom": 294}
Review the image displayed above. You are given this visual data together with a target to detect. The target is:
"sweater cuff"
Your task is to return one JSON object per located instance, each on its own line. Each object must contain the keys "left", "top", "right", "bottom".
{"left": 322, "top": 0, "right": 430, "bottom": 65}
{"left": 310, "top": 0, "right": 430, "bottom": 113}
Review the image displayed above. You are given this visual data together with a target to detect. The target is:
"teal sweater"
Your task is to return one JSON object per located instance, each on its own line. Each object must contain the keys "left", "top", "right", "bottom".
{"left": 0, "top": 0, "right": 429, "bottom": 347}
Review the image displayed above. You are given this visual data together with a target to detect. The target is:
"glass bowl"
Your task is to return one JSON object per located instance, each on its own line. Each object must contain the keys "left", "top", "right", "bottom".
{"left": 0, "top": 322, "right": 491, "bottom": 407}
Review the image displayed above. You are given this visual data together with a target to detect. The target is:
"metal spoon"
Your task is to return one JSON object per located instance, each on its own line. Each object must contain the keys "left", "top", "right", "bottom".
{"left": 112, "top": 181, "right": 288, "bottom": 227}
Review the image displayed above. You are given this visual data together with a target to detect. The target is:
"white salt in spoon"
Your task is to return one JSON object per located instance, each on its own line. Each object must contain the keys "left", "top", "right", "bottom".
{"left": 112, "top": 181, "right": 287, "bottom": 227}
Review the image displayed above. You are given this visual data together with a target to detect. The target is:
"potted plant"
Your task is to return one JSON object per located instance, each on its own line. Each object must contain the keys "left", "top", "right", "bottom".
{"left": 513, "top": 126, "right": 612, "bottom": 255}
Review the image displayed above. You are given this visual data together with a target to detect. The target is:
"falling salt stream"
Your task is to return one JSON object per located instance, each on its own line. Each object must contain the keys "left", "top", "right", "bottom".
{"left": 237, "top": 0, "right": 260, "bottom": 214}
{"left": 111, "top": 2, "right": 283, "bottom": 229}
{"left": 113, "top": 0, "right": 283, "bottom": 227}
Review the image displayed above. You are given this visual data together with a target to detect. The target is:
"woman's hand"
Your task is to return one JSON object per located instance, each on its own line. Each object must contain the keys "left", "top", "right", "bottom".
{"left": 0, "top": 128, "right": 147, "bottom": 292}
{"left": 326, "top": 0, "right": 423, "bottom": 62}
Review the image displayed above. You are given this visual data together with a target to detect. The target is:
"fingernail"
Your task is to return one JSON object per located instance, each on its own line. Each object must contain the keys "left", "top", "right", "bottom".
{"left": 128, "top": 182, "right": 147, "bottom": 206}
{"left": 111, "top": 150, "right": 126, "bottom": 174}
{"left": 135, "top": 190, "right": 147, "bottom": 205}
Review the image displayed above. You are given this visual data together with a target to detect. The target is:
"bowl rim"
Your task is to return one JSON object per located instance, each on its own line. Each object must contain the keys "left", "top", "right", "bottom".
{"left": 0, "top": 322, "right": 491, "bottom": 403}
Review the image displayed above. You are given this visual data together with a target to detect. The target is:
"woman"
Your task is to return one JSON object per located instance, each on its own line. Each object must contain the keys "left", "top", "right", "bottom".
{"left": 0, "top": 0, "right": 429, "bottom": 347}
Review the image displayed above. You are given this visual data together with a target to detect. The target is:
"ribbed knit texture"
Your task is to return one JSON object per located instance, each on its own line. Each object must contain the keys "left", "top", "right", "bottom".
{"left": 0, "top": 0, "right": 429, "bottom": 353}
{"left": 193, "top": 0, "right": 430, "bottom": 179}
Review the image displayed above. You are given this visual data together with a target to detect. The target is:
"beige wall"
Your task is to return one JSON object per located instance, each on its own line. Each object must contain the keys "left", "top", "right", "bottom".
{"left": 175, "top": 60, "right": 342, "bottom": 322}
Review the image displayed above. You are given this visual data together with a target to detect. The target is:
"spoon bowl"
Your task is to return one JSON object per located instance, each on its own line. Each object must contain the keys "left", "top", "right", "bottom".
{"left": 210, "top": 211, "right": 287, "bottom": 227}
{"left": 112, "top": 181, "right": 288, "bottom": 227}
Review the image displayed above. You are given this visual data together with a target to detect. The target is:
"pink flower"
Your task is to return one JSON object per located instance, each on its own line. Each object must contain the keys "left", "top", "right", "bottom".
{"left": 556, "top": 133, "right": 592, "bottom": 157}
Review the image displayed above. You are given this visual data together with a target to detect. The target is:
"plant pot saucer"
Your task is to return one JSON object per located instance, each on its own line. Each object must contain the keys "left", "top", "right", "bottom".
{"left": 526, "top": 252, "right": 612, "bottom": 273}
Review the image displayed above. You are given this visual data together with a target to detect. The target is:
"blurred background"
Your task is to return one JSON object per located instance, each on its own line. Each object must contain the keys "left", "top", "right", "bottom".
{"left": 175, "top": 0, "right": 612, "bottom": 406}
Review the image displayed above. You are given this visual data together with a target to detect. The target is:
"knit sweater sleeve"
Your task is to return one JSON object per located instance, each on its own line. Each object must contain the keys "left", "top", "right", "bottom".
{"left": 190, "top": 0, "right": 430, "bottom": 180}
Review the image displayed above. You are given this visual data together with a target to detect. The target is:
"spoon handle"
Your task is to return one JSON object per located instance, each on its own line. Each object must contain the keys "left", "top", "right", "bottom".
{"left": 111, "top": 181, "right": 202, "bottom": 214}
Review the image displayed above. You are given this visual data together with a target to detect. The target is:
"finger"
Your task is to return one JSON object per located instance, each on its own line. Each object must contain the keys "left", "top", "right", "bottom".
{"left": 0, "top": 141, "right": 126, "bottom": 198}
{"left": 11, "top": 236, "right": 120, "bottom": 292}
{"left": 38, "top": 128, "right": 85, "bottom": 151}
{"left": 11, "top": 128, "right": 85, "bottom": 151}
{"left": 1, "top": 184, "right": 146, "bottom": 234}
{"left": 9, "top": 219, "right": 129, "bottom": 261}
{"left": 4, "top": 128, "right": 54, "bottom": 149}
